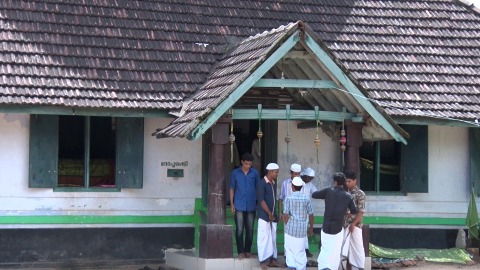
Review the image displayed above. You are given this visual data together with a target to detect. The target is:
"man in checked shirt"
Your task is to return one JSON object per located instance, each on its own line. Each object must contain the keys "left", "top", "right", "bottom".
{"left": 341, "top": 171, "right": 366, "bottom": 270}
{"left": 283, "top": 176, "right": 314, "bottom": 270}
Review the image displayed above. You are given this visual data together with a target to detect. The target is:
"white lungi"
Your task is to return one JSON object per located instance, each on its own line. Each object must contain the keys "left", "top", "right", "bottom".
{"left": 257, "top": 218, "right": 278, "bottom": 262}
{"left": 317, "top": 228, "right": 344, "bottom": 270}
{"left": 341, "top": 227, "right": 365, "bottom": 270}
{"left": 285, "top": 233, "right": 307, "bottom": 270}
{"left": 304, "top": 217, "right": 309, "bottom": 249}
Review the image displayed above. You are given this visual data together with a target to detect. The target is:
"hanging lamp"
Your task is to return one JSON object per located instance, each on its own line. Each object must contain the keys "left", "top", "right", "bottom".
{"left": 285, "top": 104, "right": 291, "bottom": 162}
{"left": 229, "top": 115, "right": 236, "bottom": 163}
{"left": 340, "top": 108, "right": 347, "bottom": 167}
{"left": 257, "top": 104, "right": 263, "bottom": 157}
{"left": 314, "top": 106, "right": 321, "bottom": 163}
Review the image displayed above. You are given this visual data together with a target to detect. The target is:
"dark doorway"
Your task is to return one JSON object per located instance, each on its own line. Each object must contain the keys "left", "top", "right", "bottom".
{"left": 200, "top": 120, "right": 277, "bottom": 207}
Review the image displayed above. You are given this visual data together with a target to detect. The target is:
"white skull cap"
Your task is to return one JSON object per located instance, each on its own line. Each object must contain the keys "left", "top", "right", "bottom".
{"left": 303, "top": 167, "right": 315, "bottom": 177}
{"left": 292, "top": 176, "right": 304, "bottom": 187}
{"left": 266, "top": 163, "right": 279, "bottom": 170}
{"left": 290, "top": 163, "right": 301, "bottom": 173}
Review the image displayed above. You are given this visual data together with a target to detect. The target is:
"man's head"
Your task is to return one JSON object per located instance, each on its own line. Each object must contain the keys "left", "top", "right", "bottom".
{"left": 300, "top": 167, "right": 315, "bottom": 183}
{"left": 291, "top": 176, "right": 304, "bottom": 192}
{"left": 332, "top": 172, "right": 346, "bottom": 186}
{"left": 344, "top": 171, "right": 357, "bottom": 190}
{"left": 240, "top": 153, "right": 254, "bottom": 170}
{"left": 266, "top": 163, "right": 279, "bottom": 181}
{"left": 290, "top": 163, "right": 301, "bottom": 178}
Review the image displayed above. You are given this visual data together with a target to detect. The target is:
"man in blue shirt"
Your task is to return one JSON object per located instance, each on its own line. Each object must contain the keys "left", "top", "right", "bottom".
{"left": 229, "top": 153, "right": 260, "bottom": 259}
{"left": 284, "top": 176, "right": 314, "bottom": 270}
{"left": 257, "top": 162, "right": 283, "bottom": 269}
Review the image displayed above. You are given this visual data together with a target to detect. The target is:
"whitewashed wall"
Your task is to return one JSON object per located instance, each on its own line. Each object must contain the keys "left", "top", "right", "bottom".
{"left": 276, "top": 121, "right": 474, "bottom": 225}
{"left": 0, "top": 113, "right": 202, "bottom": 227}
{"left": 366, "top": 126, "right": 471, "bottom": 220}
{"left": 276, "top": 120, "right": 341, "bottom": 188}
{"left": 0, "top": 113, "right": 474, "bottom": 228}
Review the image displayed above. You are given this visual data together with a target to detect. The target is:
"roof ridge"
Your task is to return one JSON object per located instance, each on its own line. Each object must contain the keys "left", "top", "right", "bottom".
{"left": 241, "top": 21, "right": 299, "bottom": 43}
{"left": 457, "top": 0, "right": 480, "bottom": 14}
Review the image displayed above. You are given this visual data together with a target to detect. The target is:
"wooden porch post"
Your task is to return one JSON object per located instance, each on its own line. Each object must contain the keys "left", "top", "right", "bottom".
{"left": 199, "top": 120, "right": 233, "bottom": 258}
{"left": 344, "top": 121, "right": 363, "bottom": 182}
{"left": 344, "top": 122, "right": 367, "bottom": 270}
{"left": 207, "top": 122, "right": 228, "bottom": 224}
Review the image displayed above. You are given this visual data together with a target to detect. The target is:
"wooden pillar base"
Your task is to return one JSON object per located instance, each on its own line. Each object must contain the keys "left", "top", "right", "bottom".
{"left": 199, "top": 224, "right": 233, "bottom": 258}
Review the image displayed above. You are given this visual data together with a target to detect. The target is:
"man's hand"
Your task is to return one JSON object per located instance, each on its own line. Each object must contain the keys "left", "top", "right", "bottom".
{"left": 349, "top": 223, "right": 356, "bottom": 233}
{"left": 278, "top": 213, "right": 284, "bottom": 223}
{"left": 308, "top": 227, "right": 314, "bottom": 236}
{"left": 268, "top": 213, "right": 274, "bottom": 222}
{"left": 230, "top": 205, "right": 235, "bottom": 214}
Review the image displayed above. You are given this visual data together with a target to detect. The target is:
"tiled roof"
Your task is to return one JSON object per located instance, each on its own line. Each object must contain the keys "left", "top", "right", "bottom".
{"left": 0, "top": 0, "right": 479, "bottom": 120}
{"left": 160, "top": 22, "right": 299, "bottom": 138}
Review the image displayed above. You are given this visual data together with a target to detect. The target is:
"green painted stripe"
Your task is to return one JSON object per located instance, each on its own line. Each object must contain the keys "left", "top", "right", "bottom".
{"left": 0, "top": 215, "right": 193, "bottom": 224}
{"left": 0, "top": 215, "right": 465, "bottom": 226}
{"left": 364, "top": 216, "right": 465, "bottom": 226}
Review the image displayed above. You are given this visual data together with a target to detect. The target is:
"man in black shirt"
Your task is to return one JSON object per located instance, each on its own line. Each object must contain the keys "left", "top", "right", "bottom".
{"left": 312, "top": 172, "right": 357, "bottom": 270}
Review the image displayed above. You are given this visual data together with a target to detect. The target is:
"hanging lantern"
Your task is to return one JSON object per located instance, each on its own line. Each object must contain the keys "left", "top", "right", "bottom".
{"left": 314, "top": 135, "right": 320, "bottom": 148}
{"left": 314, "top": 106, "right": 321, "bottom": 163}
{"left": 257, "top": 104, "right": 263, "bottom": 157}
{"left": 340, "top": 134, "right": 347, "bottom": 152}
{"left": 340, "top": 127, "right": 346, "bottom": 151}
{"left": 285, "top": 134, "right": 291, "bottom": 144}
{"left": 285, "top": 105, "right": 291, "bottom": 162}
{"left": 229, "top": 121, "right": 236, "bottom": 163}
{"left": 340, "top": 110, "right": 347, "bottom": 167}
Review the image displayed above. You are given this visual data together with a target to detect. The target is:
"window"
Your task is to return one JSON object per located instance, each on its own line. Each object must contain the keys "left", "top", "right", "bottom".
{"left": 29, "top": 115, "right": 144, "bottom": 189}
{"left": 359, "top": 125, "right": 428, "bottom": 193}
{"left": 57, "top": 116, "right": 116, "bottom": 187}
{"left": 360, "top": 140, "right": 401, "bottom": 192}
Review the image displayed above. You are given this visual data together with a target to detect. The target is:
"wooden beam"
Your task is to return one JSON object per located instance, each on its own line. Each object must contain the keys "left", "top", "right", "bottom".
{"left": 232, "top": 108, "right": 363, "bottom": 122}
{"left": 188, "top": 31, "right": 301, "bottom": 140}
{"left": 284, "top": 51, "right": 314, "bottom": 60}
{"left": 393, "top": 116, "right": 480, "bottom": 127}
{"left": 253, "top": 79, "right": 338, "bottom": 89}
{"left": 304, "top": 33, "right": 407, "bottom": 144}
{"left": 0, "top": 105, "right": 171, "bottom": 118}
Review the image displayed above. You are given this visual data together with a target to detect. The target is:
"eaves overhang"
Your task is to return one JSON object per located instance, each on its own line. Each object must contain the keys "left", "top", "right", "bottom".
{"left": 155, "top": 21, "right": 408, "bottom": 144}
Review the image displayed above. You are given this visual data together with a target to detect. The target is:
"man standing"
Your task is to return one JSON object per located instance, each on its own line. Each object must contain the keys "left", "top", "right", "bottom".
{"left": 230, "top": 153, "right": 259, "bottom": 259}
{"left": 284, "top": 177, "right": 314, "bottom": 270}
{"left": 312, "top": 172, "right": 357, "bottom": 270}
{"left": 342, "top": 171, "right": 366, "bottom": 270}
{"left": 257, "top": 163, "right": 283, "bottom": 270}
{"left": 300, "top": 167, "right": 317, "bottom": 258}
{"left": 279, "top": 163, "right": 302, "bottom": 223}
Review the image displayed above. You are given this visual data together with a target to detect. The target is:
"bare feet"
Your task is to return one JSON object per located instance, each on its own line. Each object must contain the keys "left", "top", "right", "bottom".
{"left": 268, "top": 260, "right": 285, "bottom": 268}
{"left": 260, "top": 263, "right": 269, "bottom": 270}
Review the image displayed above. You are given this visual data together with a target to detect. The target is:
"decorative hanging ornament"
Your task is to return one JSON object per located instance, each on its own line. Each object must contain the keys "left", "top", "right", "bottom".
{"left": 257, "top": 104, "right": 263, "bottom": 157}
{"left": 314, "top": 106, "right": 321, "bottom": 163}
{"left": 340, "top": 129, "right": 347, "bottom": 152}
{"left": 340, "top": 108, "right": 347, "bottom": 167}
{"left": 285, "top": 104, "right": 291, "bottom": 162}
{"left": 229, "top": 120, "right": 236, "bottom": 163}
